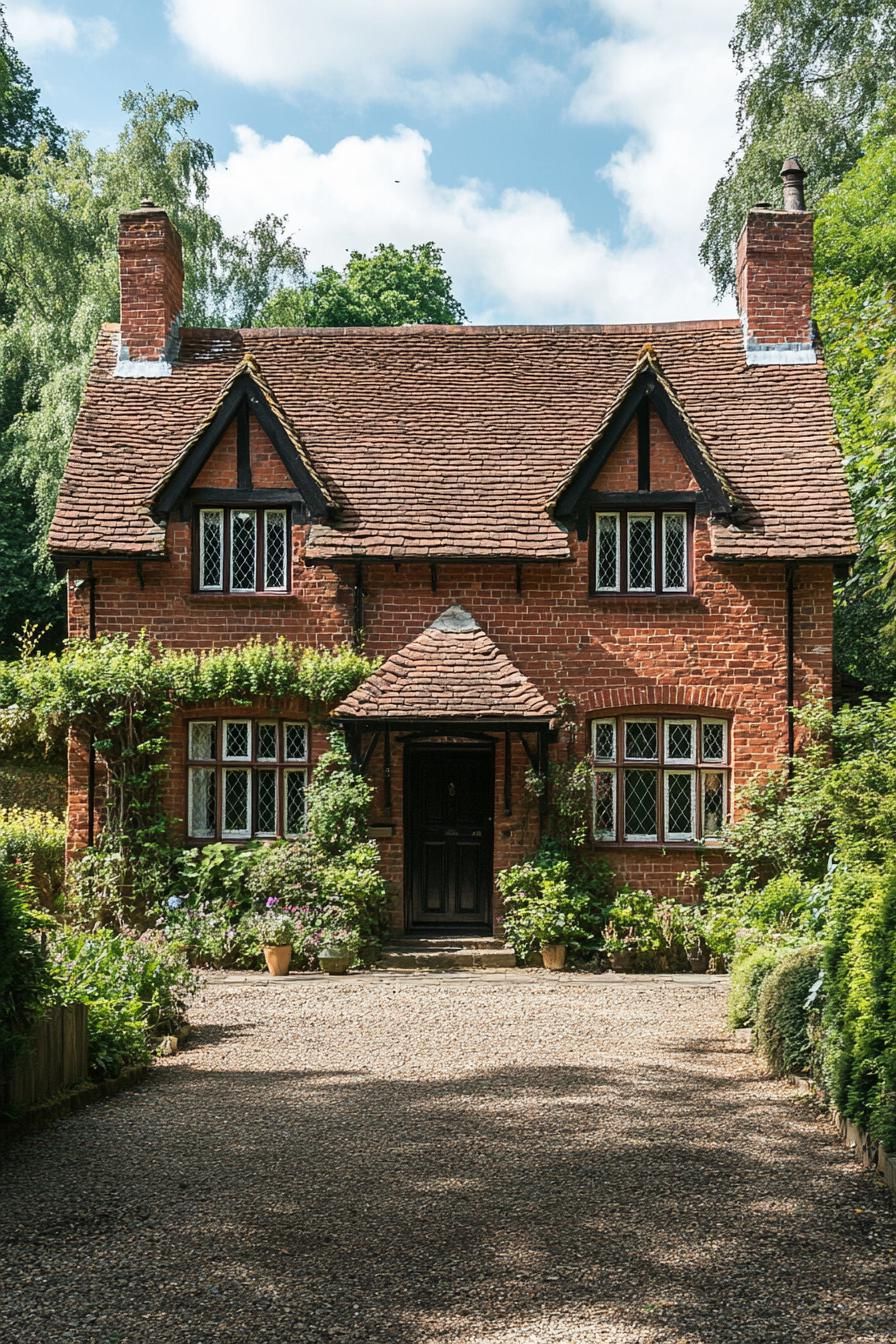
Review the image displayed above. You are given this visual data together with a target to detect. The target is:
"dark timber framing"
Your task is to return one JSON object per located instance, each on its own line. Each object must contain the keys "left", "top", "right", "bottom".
{"left": 551, "top": 365, "right": 735, "bottom": 522}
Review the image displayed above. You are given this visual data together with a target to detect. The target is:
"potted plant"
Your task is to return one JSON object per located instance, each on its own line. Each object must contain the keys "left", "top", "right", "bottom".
{"left": 317, "top": 927, "right": 359, "bottom": 976}
{"left": 496, "top": 847, "right": 611, "bottom": 971}
{"left": 600, "top": 889, "right": 662, "bottom": 972}
{"left": 252, "top": 903, "right": 298, "bottom": 976}
{"left": 679, "top": 904, "right": 709, "bottom": 973}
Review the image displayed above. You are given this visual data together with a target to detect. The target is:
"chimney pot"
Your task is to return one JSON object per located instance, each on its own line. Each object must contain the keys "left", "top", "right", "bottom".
{"left": 780, "top": 156, "right": 806, "bottom": 211}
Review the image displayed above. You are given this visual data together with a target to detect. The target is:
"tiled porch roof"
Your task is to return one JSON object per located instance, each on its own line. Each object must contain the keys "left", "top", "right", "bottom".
{"left": 333, "top": 607, "right": 556, "bottom": 723}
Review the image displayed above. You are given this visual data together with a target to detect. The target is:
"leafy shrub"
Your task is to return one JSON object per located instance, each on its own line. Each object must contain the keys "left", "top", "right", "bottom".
{"left": 703, "top": 872, "right": 818, "bottom": 960}
{"left": 755, "top": 944, "right": 824, "bottom": 1078}
{"left": 601, "top": 888, "right": 662, "bottom": 965}
{"left": 317, "top": 842, "right": 390, "bottom": 954}
{"left": 0, "top": 763, "right": 66, "bottom": 818}
{"left": 727, "top": 944, "right": 790, "bottom": 1029}
{"left": 0, "top": 806, "right": 66, "bottom": 907}
{"left": 655, "top": 900, "right": 708, "bottom": 969}
{"left": 0, "top": 867, "right": 55, "bottom": 1069}
{"left": 305, "top": 735, "right": 375, "bottom": 856}
{"left": 159, "top": 901, "right": 259, "bottom": 969}
{"left": 245, "top": 839, "right": 317, "bottom": 910}
{"left": 47, "top": 928, "right": 198, "bottom": 1075}
{"left": 175, "top": 842, "right": 259, "bottom": 914}
{"left": 821, "top": 866, "right": 896, "bottom": 1149}
{"left": 497, "top": 844, "right": 612, "bottom": 962}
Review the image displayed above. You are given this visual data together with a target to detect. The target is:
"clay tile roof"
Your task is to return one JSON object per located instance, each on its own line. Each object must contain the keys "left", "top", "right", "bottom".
{"left": 49, "top": 321, "right": 857, "bottom": 563}
{"left": 334, "top": 606, "right": 556, "bottom": 722}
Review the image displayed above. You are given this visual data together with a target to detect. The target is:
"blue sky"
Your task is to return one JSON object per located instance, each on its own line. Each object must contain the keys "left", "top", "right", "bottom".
{"left": 6, "top": 0, "right": 743, "bottom": 323}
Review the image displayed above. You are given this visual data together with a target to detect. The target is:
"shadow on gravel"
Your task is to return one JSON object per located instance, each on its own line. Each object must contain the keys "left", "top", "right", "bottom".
{"left": 1, "top": 1054, "right": 893, "bottom": 1344}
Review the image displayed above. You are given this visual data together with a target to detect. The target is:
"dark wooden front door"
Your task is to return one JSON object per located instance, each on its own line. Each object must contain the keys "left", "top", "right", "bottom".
{"left": 405, "top": 744, "right": 494, "bottom": 930}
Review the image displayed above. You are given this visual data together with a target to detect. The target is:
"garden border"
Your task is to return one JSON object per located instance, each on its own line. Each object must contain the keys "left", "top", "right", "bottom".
{"left": 786, "top": 1071, "right": 896, "bottom": 1200}
{"left": 0, "top": 1063, "right": 148, "bottom": 1144}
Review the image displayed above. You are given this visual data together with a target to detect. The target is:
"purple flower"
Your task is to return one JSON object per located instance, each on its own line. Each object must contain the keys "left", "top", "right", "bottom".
{"left": 266, "top": 896, "right": 278, "bottom": 909}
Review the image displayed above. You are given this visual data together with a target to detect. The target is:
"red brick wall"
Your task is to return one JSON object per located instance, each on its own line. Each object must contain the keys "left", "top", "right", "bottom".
{"left": 192, "top": 415, "right": 296, "bottom": 490}
{"left": 735, "top": 208, "right": 814, "bottom": 347}
{"left": 118, "top": 207, "right": 183, "bottom": 363}
{"left": 65, "top": 427, "right": 834, "bottom": 922}
{"left": 595, "top": 413, "right": 697, "bottom": 493}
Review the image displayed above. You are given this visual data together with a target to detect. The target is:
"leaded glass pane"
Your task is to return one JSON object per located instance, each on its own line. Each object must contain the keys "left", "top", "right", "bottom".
{"left": 284, "top": 722, "right": 308, "bottom": 762}
{"left": 223, "top": 768, "right": 250, "bottom": 836}
{"left": 188, "top": 721, "right": 216, "bottom": 761}
{"left": 595, "top": 513, "right": 619, "bottom": 590}
{"left": 665, "top": 771, "right": 695, "bottom": 838}
{"left": 592, "top": 719, "right": 616, "bottom": 762}
{"left": 624, "top": 769, "right": 657, "bottom": 839}
{"left": 627, "top": 514, "right": 654, "bottom": 590}
{"left": 256, "top": 722, "right": 278, "bottom": 760}
{"left": 624, "top": 719, "right": 657, "bottom": 760}
{"left": 285, "top": 769, "right": 307, "bottom": 835}
{"left": 665, "top": 720, "right": 695, "bottom": 763}
{"left": 593, "top": 770, "right": 616, "bottom": 838}
{"left": 662, "top": 512, "right": 687, "bottom": 591}
{"left": 230, "top": 510, "right": 257, "bottom": 591}
{"left": 199, "top": 510, "right": 223, "bottom": 590}
{"left": 255, "top": 769, "right": 277, "bottom": 835}
{"left": 702, "top": 771, "right": 725, "bottom": 839}
{"left": 223, "top": 720, "right": 250, "bottom": 760}
{"left": 264, "top": 511, "right": 287, "bottom": 590}
{"left": 702, "top": 720, "right": 726, "bottom": 762}
{"left": 188, "top": 767, "right": 216, "bottom": 838}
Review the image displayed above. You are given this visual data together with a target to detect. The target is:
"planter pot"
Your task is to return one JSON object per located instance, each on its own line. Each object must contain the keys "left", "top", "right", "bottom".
{"left": 687, "top": 951, "right": 709, "bottom": 974}
{"left": 263, "top": 944, "right": 292, "bottom": 977}
{"left": 319, "top": 952, "right": 352, "bottom": 976}
{"left": 608, "top": 950, "right": 634, "bottom": 973}
{"left": 541, "top": 943, "right": 567, "bottom": 971}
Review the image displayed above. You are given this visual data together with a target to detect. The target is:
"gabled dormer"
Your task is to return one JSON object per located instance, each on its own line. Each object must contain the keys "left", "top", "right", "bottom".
{"left": 548, "top": 346, "right": 738, "bottom": 596}
{"left": 151, "top": 354, "right": 334, "bottom": 594}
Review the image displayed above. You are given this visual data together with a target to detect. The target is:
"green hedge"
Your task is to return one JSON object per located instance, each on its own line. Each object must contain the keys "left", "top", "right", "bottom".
{"left": 0, "top": 806, "right": 66, "bottom": 906}
{"left": 728, "top": 945, "right": 788, "bottom": 1029}
{"left": 755, "top": 945, "right": 824, "bottom": 1077}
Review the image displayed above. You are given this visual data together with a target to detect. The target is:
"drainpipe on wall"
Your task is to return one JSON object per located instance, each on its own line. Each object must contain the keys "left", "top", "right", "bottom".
{"left": 785, "top": 561, "right": 796, "bottom": 775}
{"left": 86, "top": 560, "right": 97, "bottom": 846}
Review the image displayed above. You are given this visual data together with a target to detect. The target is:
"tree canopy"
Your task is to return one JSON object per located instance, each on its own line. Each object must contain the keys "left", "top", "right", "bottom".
{"left": 700, "top": 0, "right": 896, "bottom": 297}
{"left": 258, "top": 242, "right": 465, "bottom": 328}
{"left": 0, "top": 8, "right": 64, "bottom": 176}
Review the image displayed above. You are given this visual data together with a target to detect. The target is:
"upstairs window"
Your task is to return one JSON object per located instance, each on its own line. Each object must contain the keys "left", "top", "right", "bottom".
{"left": 187, "top": 717, "right": 308, "bottom": 841}
{"left": 591, "top": 714, "right": 729, "bottom": 844}
{"left": 197, "top": 507, "right": 289, "bottom": 594}
{"left": 593, "top": 509, "right": 690, "bottom": 595}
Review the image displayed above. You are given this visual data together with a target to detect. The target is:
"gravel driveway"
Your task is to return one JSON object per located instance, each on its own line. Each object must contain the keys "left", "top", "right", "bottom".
{"left": 2, "top": 971, "right": 894, "bottom": 1344}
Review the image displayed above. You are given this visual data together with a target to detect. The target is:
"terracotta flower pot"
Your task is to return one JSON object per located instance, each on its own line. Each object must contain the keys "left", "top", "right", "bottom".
{"left": 263, "top": 944, "right": 292, "bottom": 976}
{"left": 608, "top": 950, "right": 633, "bottom": 973}
{"left": 541, "top": 942, "right": 567, "bottom": 971}
{"left": 319, "top": 952, "right": 352, "bottom": 976}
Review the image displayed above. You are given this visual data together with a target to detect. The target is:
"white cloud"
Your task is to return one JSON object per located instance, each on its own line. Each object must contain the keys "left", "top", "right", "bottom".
{"left": 166, "top": 0, "right": 531, "bottom": 106}
{"left": 208, "top": 124, "right": 728, "bottom": 324}
{"left": 5, "top": 4, "right": 116, "bottom": 55}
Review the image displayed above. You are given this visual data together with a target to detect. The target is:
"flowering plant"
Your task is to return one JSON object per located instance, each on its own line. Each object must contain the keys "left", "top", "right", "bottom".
{"left": 318, "top": 925, "right": 360, "bottom": 958}
{"left": 251, "top": 899, "right": 300, "bottom": 949}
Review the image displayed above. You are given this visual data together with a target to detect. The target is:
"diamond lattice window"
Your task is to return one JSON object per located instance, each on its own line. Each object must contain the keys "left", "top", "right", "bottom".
{"left": 627, "top": 514, "right": 655, "bottom": 590}
{"left": 595, "top": 513, "right": 620, "bottom": 590}
{"left": 230, "top": 511, "right": 257, "bottom": 591}
{"left": 264, "top": 511, "right": 287, "bottom": 590}
{"left": 197, "top": 507, "right": 290, "bottom": 594}
{"left": 592, "top": 510, "right": 692, "bottom": 595}
{"left": 592, "top": 713, "right": 730, "bottom": 844}
{"left": 662, "top": 512, "right": 687, "bottom": 590}
{"left": 187, "top": 717, "right": 310, "bottom": 841}
{"left": 199, "top": 510, "right": 223, "bottom": 590}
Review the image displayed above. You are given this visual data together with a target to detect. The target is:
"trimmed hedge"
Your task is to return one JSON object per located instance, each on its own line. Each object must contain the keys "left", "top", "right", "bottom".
{"left": 728, "top": 945, "right": 787, "bottom": 1028}
{"left": 755, "top": 944, "right": 823, "bottom": 1077}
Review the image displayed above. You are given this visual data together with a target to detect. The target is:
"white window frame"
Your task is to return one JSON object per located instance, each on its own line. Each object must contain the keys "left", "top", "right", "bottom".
{"left": 229, "top": 509, "right": 258, "bottom": 593}
{"left": 284, "top": 767, "right": 308, "bottom": 837}
{"left": 594, "top": 512, "right": 621, "bottom": 592}
{"left": 254, "top": 768, "right": 279, "bottom": 839}
{"left": 255, "top": 720, "right": 279, "bottom": 762}
{"left": 222, "top": 767, "right": 252, "bottom": 840}
{"left": 592, "top": 768, "right": 617, "bottom": 841}
{"left": 188, "top": 720, "right": 216, "bottom": 761}
{"left": 664, "top": 718, "right": 697, "bottom": 765}
{"left": 623, "top": 717, "right": 659, "bottom": 762}
{"left": 623, "top": 768, "right": 658, "bottom": 842}
{"left": 187, "top": 766, "right": 216, "bottom": 839}
{"left": 626, "top": 512, "right": 655, "bottom": 592}
{"left": 263, "top": 509, "right": 288, "bottom": 592}
{"left": 701, "top": 719, "right": 728, "bottom": 764}
{"left": 661, "top": 511, "right": 688, "bottom": 593}
{"left": 283, "top": 721, "right": 309, "bottom": 763}
{"left": 700, "top": 770, "right": 727, "bottom": 844}
{"left": 664, "top": 769, "right": 697, "bottom": 842}
{"left": 591, "top": 718, "right": 617, "bottom": 763}
{"left": 222, "top": 719, "right": 251, "bottom": 761}
{"left": 198, "top": 509, "right": 224, "bottom": 592}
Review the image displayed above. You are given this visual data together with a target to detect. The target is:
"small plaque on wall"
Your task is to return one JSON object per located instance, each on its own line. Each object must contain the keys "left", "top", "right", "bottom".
{"left": 368, "top": 823, "right": 395, "bottom": 839}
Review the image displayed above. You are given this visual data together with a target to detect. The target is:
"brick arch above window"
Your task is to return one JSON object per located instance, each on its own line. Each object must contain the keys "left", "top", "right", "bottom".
{"left": 578, "top": 684, "right": 740, "bottom": 717}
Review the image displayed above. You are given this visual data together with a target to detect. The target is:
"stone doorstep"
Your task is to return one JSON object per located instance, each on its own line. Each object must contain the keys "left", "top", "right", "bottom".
{"left": 377, "top": 937, "right": 517, "bottom": 971}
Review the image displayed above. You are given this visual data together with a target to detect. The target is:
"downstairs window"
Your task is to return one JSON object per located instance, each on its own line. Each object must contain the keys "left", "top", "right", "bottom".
{"left": 591, "top": 714, "right": 729, "bottom": 844}
{"left": 187, "top": 718, "right": 308, "bottom": 841}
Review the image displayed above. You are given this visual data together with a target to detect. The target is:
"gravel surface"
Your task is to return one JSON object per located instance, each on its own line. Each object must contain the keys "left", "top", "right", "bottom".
{"left": 1, "top": 970, "right": 895, "bottom": 1344}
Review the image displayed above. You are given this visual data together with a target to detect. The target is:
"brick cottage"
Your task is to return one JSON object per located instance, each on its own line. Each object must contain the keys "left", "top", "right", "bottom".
{"left": 49, "top": 159, "right": 856, "bottom": 935}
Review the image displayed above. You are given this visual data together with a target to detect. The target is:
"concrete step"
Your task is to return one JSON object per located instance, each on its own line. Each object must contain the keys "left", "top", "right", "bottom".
{"left": 377, "top": 937, "right": 517, "bottom": 970}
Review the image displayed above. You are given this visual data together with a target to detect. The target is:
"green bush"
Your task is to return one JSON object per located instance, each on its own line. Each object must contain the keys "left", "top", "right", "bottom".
{"left": 704, "top": 872, "right": 817, "bottom": 960}
{"left": 47, "top": 928, "right": 198, "bottom": 1075}
{"left": 158, "top": 902, "right": 260, "bottom": 969}
{"left": 0, "top": 867, "right": 55, "bottom": 1069}
{"left": 175, "top": 842, "right": 259, "bottom": 914}
{"left": 728, "top": 945, "right": 788, "bottom": 1029}
{"left": 0, "top": 806, "right": 66, "bottom": 907}
{"left": 755, "top": 944, "right": 824, "bottom": 1078}
{"left": 601, "top": 888, "right": 662, "bottom": 966}
{"left": 497, "top": 844, "right": 613, "bottom": 963}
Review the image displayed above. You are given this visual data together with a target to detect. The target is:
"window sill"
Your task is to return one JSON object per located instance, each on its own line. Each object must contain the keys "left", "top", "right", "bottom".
{"left": 185, "top": 591, "right": 294, "bottom": 603}
{"left": 593, "top": 840, "right": 727, "bottom": 853}
{"left": 588, "top": 593, "right": 703, "bottom": 607}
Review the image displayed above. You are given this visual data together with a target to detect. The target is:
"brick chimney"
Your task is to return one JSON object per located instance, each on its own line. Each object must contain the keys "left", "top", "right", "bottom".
{"left": 735, "top": 157, "right": 815, "bottom": 364}
{"left": 117, "top": 200, "right": 183, "bottom": 371}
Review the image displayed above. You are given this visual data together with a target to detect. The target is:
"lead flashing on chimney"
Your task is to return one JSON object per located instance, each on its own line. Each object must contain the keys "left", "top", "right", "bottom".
{"left": 113, "top": 321, "right": 180, "bottom": 378}
{"left": 745, "top": 343, "right": 817, "bottom": 366}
